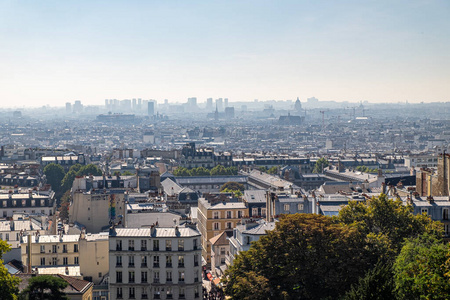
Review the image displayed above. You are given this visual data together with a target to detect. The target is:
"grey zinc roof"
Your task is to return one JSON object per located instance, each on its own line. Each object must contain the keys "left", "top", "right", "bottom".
{"left": 244, "top": 190, "right": 266, "bottom": 203}
{"left": 243, "top": 222, "right": 276, "bottom": 235}
{"left": 113, "top": 227, "right": 200, "bottom": 238}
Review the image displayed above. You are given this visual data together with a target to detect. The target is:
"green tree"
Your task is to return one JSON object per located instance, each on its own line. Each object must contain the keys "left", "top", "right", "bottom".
{"left": 393, "top": 234, "right": 450, "bottom": 300}
{"left": 335, "top": 194, "right": 442, "bottom": 256}
{"left": 220, "top": 182, "right": 245, "bottom": 192}
{"left": 58, "top": 190, "right": 71, "bottom": 222}
{"left": 68, "top": 164, "right": 83, "bottom": 174}
{"left": 0, "top": 240, "right": 20, "bottom": 300}
{"left": 226, "top": 166, "right": 238, "bottom": 175}
{"left": 258, "top": 166, "right": 268, "bottom": 172}
{"left": 121, "top": 171, "right": 134, "bottom": 176}
{"left": 19, "top": 275, "right": 68, "bottom": 300}
{"left": 267, "top": 166, "right": 278, "bottom": 175}
{"left": 223, "top": 214, "right": 369, "bottom": 300}
{"left": 211, "top": 165, "right": 229, "bottom": 176}
{"left": 341, "top": 261, "right": 396, "bottom": 300}
{"left": 189, "top": 167, "right": 211, "bottom": 176}
{"left": 173, "top": 167, "right": 190, "bottom": 177}
{"left": 76, "top": 164, "right": 102, "bottom": 176}
{"left": 221, "top": 188, "right": 243, "bottom": 198}
{"left": 43, "top": 163, "right": 65, "bottom": 193}
{"left": 60, "top": 169, "right": 76, "bottom": 193}
{"left": 313, "top": 158, "right": 329, "bottom": 173}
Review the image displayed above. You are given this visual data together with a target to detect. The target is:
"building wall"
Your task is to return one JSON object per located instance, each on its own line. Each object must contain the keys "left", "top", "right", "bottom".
{"left": 70, "top": 192, "right": 126, "bottom": 233}
{"left": 109, "top": 233, "right": 202, "bottom": 300}
{"left": 79, "top": 235, "right": 109, "bottom": 285}
{"left": 197, "top": 199, "right": 248, "bottom": 266}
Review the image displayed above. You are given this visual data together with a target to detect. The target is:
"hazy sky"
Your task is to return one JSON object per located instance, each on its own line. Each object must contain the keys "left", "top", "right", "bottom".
{"left": 1, "top": 0, "right": 449, "bottom": 107}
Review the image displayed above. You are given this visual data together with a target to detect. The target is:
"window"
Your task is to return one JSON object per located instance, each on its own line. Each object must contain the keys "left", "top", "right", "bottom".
{"left": 179, "top": 288, "right": 185, "bottom": 299}
{"left": 153, "top": 240, "right": 159, "bottom": 251}
{"left": 238, "top": 210, "right": 243, "bottom": 218}
{"left": 74, "top": 244, "right": 78, "bottom": 253}
{"left": 52, "top": 245, "right": 57, "bottom": 253}
{"left": 421, "top": 208, "right": 428, "bottom": 215}
{"left": 154, "top": 287, "right": 161, "bottom": 299}
{"left": 195, "top": 271, "right": 199, "bottom": 282}
{"left": 195, "top": 287, "right": 199, "bottom": 298}
{"left": 298, "top": 203, "right": 304, "bottom": 211}
{"left": 178, "top": 255, "right": 184, "bottom": 267}
{"left": 116, "top": 271, "right": 122, "bottom": 283}
{"left": 261, "top": 208, "right": 266, "bottom": 216}
{"left": 98, "top": 272, "right": 102, "bottom": 278}
{"left": 52, "top": 257, "right": 57, "bottom": 265}
{"left": 193, "top": 239, "right": 198, "bottom": 250}
{"left": 443, "top": 208, "right": 449, "bottom": 220}
{"left": 74, "top": 257, "right": 79, "bottom": 264}
{"left": 445, "top": 224, "right": 450, "bottom": 236}
{"left": 194, "top": 254, "right": 199, "bottom": 266}
{"left": 166, "top": 287, "right": 173, "bottom": 299}
{"left": 141, "top": 239, "right": 147, "bottom": 251}
{"left": 141, "top": 255, "right": 147, "bottom": 267}
{"left": 40, "top": 257, "right": 45, "bottom": 266}
{"left": 141, "top": 287, "right": 148, "bottom": 299}
{"left": 128, "top": 240, "right": 134, "bottom": 251}
{"left": 284, "top": 204, "right": 290, "bottom": 211}
{"left": 220, "top": 247, "right": 226, "bottom": 255}
{"left": 166, "top": 240, "right": 172, "bottom": 251}
{"left": 116, "top": 256, "right": 122, "bottom": 267}
{"left": 141, "top": 271, "right": 148, "bottom": 283}
{"left": 63, "top": 244, "right": 67, "bottom": 253}
{"left": 166, "top": 271, "right": 172, "bottom": 282}
{"left": 226, "top": 222, "right": 232, "bottom": 229}
{"left": 178, "top": 239, "right": 184, "bottom": 251}
{"left": 63, "top": 257, "right": 68, "bottom": 265}
{"left": 178, "top": 271, "right": 185, "bottom": 282}
{"left": 221, "top": 257, "right": 226, "bottom": 264}
{"left": 128, "top": 271, "right": 135, "bottom": 283}
{"left": 116, "top": 240, "right": 122, "bottom": 251}
{"left": 129, "top": 287, "right": 135, "bottom": 299}
{"left": 213, "top": 211, "right": 219, "bottom": 219}
{"left": 153, "top": 255, "right": 159, "bottom": 267}
{"left": 226, "top": 211, "right": 232, "bottom": 219}
{"left": 166, "top": 255, "right": 172, "bottom": 267}
{"left": 252, "top": 207, "right": 258, "bottom": 216}
{"left": 128, "top": 256, "right": 134, "bottom": 267}
{"left": 213, "top": 222, "right": 219, "bottom": 230}
{"left": 153, "top": 271, "right": 160, "bottom": 283}
{"left": 40, "top": 245, "right": 45, "bottom": 253}
{"left": 117, "top": 287, "right": 123, "bottom": 299}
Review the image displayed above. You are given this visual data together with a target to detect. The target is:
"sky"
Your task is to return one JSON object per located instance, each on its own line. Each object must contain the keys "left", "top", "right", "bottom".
{"left": 0, "top": 0, "right": 449, "bottom": 107}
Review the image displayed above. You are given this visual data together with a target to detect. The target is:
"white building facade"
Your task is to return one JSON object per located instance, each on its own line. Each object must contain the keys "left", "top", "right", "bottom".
{"left": 109, "top": 225, "right": 202, "bottom": 300}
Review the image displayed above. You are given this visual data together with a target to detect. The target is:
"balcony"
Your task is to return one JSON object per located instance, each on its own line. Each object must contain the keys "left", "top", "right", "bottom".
{"left": 166, "top": 263, "right": 172, "bottom": 268}
{"left": 116, "top": 263, "right": 122, "bottom": 267}
{"left": 141, "top": 263, "right": 147, "bottom": 268}
{"left": 141, "top": 247, "right": 147, "bottom": 251}
{"left": 178, "top": 247, "right": 184, "bottom": 252}
{"left": 194, "top": 262, "right": 199, "bottom": 267}
{"left": 142, "top": 294, "right": 148, "bottom": 299}
{"left": 166, "top": 247, "right": 172, "bottom": 251}
{"left": 128, "top": 263, "right": 134, "bottom": 268}
{"left": 178, "top": 263, "right": 184, "bottom": 268}
{"left": 153, "top": 263, "right": 159, "bottom": 268}
{"left": 116, "top": 247, "right": 122, "bottom": 251}
{"left": 128, "top": 247, "right": 134, "bottom": 251}
{"left": 154, "top": 295, "right": 160, "bottom": 299}
{"left": 153, "top": 247, "right": 159, "bottom": 251}
{"left": 153, "top": 278, "right": 160, "bottom": 283}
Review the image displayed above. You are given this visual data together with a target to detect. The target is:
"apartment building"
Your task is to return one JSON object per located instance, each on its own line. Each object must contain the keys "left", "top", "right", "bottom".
{"left": 109, "top": 225, "right": 202, "bottom": 300}
{"left": 0, "top": 190, "right": 55, "bottom": 218}
{"left": 197, "top": 197, "right": 248, "bottom": 266}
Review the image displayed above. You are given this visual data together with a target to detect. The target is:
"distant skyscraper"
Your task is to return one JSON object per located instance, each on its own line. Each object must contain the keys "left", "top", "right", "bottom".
{"left": 224, "top": 98, "right": 228, "bottom": 108}
{"left": 148, "top": 101, "right": 155, "bottom": 116}
{"left": 132, "top": 98, "right": 137, "bottom": 111}
{"left": 73, "top": 100, "right": 83, "bottom": 113}
{"left": 216, "top": 98, "right": 223, "bottom": 112}
{"left": 225, "top": 107, "right": 235, "bottom": 119}
{"left": 206, "top": 98, "right": 213, "bottom": 111}
{"left": 187, "top": 97, "right": 197, "bottom": 110}
{"left": 65, "top": 102, "right": 72, "bottom": 113}
{"left": 138, "top": 98, "right": 142, "bottom": 111}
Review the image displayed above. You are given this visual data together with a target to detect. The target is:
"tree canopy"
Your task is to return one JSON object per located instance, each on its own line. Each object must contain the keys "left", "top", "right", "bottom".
{"left": 43, "top": 163, "right": 65, "bottom": 193}
{"left": 223, "top": 194, "right": 446, "bottom": 300}
{"left": 19, "top": 275, "right": 68, "bottom": 300}
{"left": 313, "top": 158, "right": 329, "bottom": 173}
{"left": 0, "top": 240, "right": 20, "bottom": 300}
{"left": 220, "top": 182, "right": 245, "bottom": 192}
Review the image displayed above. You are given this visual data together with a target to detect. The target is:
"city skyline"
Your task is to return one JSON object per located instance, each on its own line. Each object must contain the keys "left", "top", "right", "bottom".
{"left": 1, "top": 0, "right": 449, "bottom": 107}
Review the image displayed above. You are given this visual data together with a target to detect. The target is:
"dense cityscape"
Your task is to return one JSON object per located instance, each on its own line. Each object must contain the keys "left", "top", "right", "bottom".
{"left": 0, "top": 97, "right": 450, "bottom": 299}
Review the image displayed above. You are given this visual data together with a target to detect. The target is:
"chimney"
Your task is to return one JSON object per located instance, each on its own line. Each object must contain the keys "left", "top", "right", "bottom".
{"left": 381, "top": 182, "right": 386, "bottom": 194}
{"left": 151, "top": 224, "right": 156, "bottom": 237}
{"left": 427, "top": 174, "right": 432, "bottom": 198}
{"left": 27, "top": 235, "right": 32, "bottom": 274}
{"left": 28, "top": 189, "right": 33, "bottom": 199}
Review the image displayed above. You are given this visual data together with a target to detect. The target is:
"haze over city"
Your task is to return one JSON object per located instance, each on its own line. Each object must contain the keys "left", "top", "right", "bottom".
{"left": 1, "top": 0, "right": 449, "bottom": 107}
